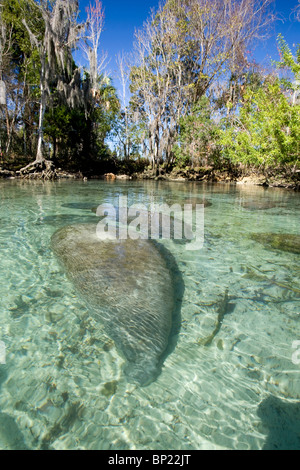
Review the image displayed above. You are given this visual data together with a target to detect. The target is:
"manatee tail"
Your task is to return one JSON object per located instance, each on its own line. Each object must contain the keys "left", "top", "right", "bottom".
{"left": 124, "top": 357, "right": 162, "bottom": 387}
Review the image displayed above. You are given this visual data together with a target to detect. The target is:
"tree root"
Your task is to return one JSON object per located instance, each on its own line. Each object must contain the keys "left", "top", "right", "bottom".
{"left": 17, "top": 159, "right": 57, "bottom": 180}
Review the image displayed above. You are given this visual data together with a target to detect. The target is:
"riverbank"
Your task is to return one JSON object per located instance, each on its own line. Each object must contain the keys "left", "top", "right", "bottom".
{"left": 134, "top": 166, "right": 300, "bottom": 191}
{"left": 1, "top": 164, "right": 299, "bottom": 191}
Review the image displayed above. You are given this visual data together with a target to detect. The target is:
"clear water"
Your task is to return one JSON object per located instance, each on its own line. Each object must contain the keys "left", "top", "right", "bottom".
{"left": 0, "top": 179, "right": 299, "bottom": 450}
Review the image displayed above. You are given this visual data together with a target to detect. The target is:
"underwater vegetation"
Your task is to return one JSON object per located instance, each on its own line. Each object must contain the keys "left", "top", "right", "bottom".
{"left": 197, "top": 289, "right": 236, "bottom": 347}
{"left": 250, "top": 233, "right": 300, "bottom": 255}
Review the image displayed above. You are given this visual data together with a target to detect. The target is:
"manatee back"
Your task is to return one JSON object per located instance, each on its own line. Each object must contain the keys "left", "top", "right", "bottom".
{"left": 51, "top": 224, "right": 177, "bottom": 385}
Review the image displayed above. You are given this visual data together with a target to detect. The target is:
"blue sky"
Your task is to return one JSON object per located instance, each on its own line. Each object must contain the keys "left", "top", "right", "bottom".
{"left": 77, "top": 0, "right": 300, "bottom": 93}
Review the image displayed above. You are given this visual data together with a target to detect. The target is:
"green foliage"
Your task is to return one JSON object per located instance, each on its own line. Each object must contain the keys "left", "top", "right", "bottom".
{"left": 42, "top": 73, "right": 120, "bottom": 171}
{"left": 1, "top": 3, "right": 298, "bottom": 175}
{"left": 0, "top": 0, "right": 119, "bottom": 171}
{"left": 219, "top": 77, "right": 300, "bottom": 167}
{"left": 275, "top": 34, "right": 300, "bottom": 82}
{"left": 1, "top": 0, "right": 43, "bottom": 80}
{"left": 2, "top": 0, "right": 36, "bottom": 56}
{"left": 218, "top": 36, "right": 300, "bottom": 169}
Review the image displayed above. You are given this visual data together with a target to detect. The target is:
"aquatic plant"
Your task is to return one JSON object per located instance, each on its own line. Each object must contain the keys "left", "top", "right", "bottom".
{"left": 251, "top": 233, "right": 300, "bottom": 255}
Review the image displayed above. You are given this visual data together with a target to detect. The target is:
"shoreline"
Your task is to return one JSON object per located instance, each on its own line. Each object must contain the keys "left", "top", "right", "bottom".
{"left": 0, "top": 166, "right": 299, "bottom": 191}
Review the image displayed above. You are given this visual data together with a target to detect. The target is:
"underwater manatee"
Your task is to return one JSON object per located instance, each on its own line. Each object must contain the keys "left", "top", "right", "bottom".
{"left": 91, "top": 206, "right": 193, "bottom": 240}
{"left": 51, "top": 224, "right": 180, "bottom": 386}
{"left": 241, "top": 201, "right": 276, "bottom": 211}
{"left": 61, "top": 202, "right": 100, "bottom": 210}
{"left": 39, "top": 214, "right": 97, "bottom": 228}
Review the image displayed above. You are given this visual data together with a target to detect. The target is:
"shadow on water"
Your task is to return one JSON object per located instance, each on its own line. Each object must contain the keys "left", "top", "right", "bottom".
{"left": 151, "top": 240, "right": 185, "bottom": 381}
{"left": 257, "top": 395, "right": 300, "bottom": 450}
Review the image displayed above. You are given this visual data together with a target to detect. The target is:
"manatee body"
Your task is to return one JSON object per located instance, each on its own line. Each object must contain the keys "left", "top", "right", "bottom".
{"left": 39, "top": 214, "right": 97, "bottom": 227}
{"left": 51, "top": 224, "right": 177, "bottom": 385}
{"left": 242, "top": 201, "right": 276, "bottom": 211}
{"left": 91, "top": 206, "right": 192, "bottom": 240}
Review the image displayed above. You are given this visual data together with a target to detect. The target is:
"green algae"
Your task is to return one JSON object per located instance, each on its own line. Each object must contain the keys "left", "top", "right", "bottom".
{"left": 251, "top": 233, "right": 300, "bottom": 255}
{"left": 101, "top": 381, "right": 118, "bottom": 398}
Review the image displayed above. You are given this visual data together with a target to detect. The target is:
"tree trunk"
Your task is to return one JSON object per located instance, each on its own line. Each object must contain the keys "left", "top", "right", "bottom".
{"left": 52, "top": 136, "right": 57, "bottom": 164}
{"left": 36, "top": 54, "right": 46, "bottom": 163}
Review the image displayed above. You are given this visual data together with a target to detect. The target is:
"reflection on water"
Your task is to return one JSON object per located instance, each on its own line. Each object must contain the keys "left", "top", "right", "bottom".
{"left": 0, "top": 179, "right": 299, "bottom": 450}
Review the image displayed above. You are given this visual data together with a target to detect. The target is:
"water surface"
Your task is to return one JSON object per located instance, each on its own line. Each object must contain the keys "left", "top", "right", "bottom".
{"left": 0, "top": 179, "right": 299, "bottom": 450}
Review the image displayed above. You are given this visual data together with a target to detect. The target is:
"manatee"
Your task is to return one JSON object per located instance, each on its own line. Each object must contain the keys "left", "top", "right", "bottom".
{"left": 38, "top": 214, "right": 97, "bottom": 228}
{"left": 51, "top": 224, "right": 182, "bottom": 386}
{"left": 91, "top": 206, "right": 193, "bottom": 241}
{"left": 250, "top": 233, "right": 300, "bottom": 255}
{"left": 242, "top": 201, "right": 276, "bottom": 211}
{"left": 61, "top": 202, "right": 100, "bottom": 211}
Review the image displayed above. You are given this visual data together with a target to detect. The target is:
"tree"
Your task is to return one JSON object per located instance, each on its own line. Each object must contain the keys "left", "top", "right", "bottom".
{"left": 112, "top": 52, "right": 143, "bottom": 160}
{"left": 219, "top": 77, "right": 299, "bottom": 167}
{"left": 115, "top": 53, "right": 131, "bottom": 159}
{"left": 81, "top": 0, "right": 106, "bottom": 94}
{"left": 20, "top": 0, "right": 82, "bottom": 165}
{"left": 130, "top": 2, "right": 196, "bottom": 173}
{"left": 173, "top": 96, "right": 221, "bottom": 168}
{"left": 0, "top": 0, "right": 118, "bottom": 173}
{"left": 0, "top": 0, "right": 38, "bottom": 159}
{"left": 130, "top": 0, "right": 275, "bottom": 174}
{"left": 75, "top": 1, "right": 120, "bottom": 164}
{"left": 275, "top": 34, "right": 300, "bottom": 105}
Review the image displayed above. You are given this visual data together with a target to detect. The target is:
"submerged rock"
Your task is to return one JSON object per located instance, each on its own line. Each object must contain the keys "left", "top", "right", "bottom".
{"left": 251, "top": 233, "right": 300, "bottom": 254}
{"left": 51, "top": 224, "right": 182, "bottom": 386}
